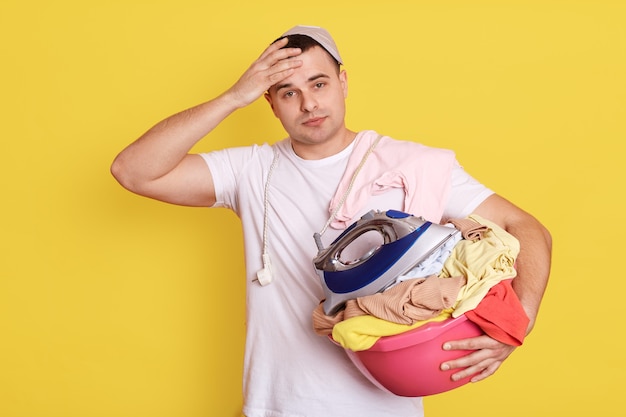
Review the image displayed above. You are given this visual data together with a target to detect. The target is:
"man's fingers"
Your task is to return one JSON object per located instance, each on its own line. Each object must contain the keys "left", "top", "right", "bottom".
{"left": 440, "top": 349, "right": 502, "bottom": 382}
{"left": 440, "top": 345, "right": 490, "bottom": 371}
{"left": 264, "top": 58, "right": 302, "bottom": 83}
{"left": 470, "top": 361, "right": 502, "bottom": 383}
{"left": 443, "top": 334, "right": 500, "bottom": 352}
{"left": 227, "top": 43, "right": 302, "bottom": 107}
{"left": 258, "top": 38, "right": 302, "bottom": 68}
{"left": 439, "top": 335, "right": 516, "bottom": 384}
{"left": 257, "top": 36, "right": 289, "bottom": 60}
{"left": 250, "top": 43, "right": 303, "bottom": 86}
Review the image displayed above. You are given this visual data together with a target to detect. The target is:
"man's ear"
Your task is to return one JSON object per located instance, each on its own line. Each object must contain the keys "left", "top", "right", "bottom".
{"left": 340, "top": 70, "right": 348, "bottom": 98}
{"left": 264, "top": 91, "right": 278, "bottom": 117}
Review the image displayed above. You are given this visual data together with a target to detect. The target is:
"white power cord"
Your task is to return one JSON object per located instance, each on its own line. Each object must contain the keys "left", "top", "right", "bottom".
{"left": 256, "top": 147, "right": 280, "bottom": 286}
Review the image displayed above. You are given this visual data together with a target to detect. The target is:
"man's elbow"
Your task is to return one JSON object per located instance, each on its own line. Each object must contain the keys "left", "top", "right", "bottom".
{"left": 110, "top": 155, "right": 140, "bottom": 193}
{"left": 515, "top": 210, "right": 553, "bottom": 252}
{"left": 539, "top": 221, "right": 553, "bottom": 252}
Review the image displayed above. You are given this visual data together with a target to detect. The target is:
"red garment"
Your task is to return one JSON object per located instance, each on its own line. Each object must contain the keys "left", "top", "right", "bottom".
{"left": 464, "top": 280, "right": 529, "bottom": 346}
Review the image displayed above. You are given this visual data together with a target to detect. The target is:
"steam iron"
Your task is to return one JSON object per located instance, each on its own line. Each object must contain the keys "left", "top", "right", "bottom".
{"left": 313, "top": 210, "right": 459, "bottom": 316}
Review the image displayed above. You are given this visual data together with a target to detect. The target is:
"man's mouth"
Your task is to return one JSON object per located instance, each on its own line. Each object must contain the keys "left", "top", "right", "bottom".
{"left": 303, "top": 116, "right": 326, "bottom": 127}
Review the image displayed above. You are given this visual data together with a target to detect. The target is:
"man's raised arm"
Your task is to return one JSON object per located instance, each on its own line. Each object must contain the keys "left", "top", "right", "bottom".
{"left": 110, "top": 38, "right": 302, "bottom": 207}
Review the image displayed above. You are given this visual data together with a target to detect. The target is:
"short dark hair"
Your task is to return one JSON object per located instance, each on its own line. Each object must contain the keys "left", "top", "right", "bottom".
{"left": 273, "top": 34, "right": 341, "bottom": 71}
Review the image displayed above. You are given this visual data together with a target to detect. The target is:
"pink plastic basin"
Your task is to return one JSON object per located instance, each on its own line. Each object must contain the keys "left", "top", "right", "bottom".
{"left": 341, "top": 314, "right": 484, "bottom": 397}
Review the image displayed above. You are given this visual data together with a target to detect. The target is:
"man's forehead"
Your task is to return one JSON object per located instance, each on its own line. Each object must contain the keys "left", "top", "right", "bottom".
{"left": 268, "top": 47, "right": 337, "bottom": 92}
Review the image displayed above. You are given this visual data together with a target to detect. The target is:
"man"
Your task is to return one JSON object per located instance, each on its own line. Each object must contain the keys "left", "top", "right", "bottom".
{"left": 111, "top": 25, "right": 551, "bottom": 417}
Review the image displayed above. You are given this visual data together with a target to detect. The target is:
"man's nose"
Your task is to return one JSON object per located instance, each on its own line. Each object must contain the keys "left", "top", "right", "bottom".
{"left": 300, "top": 91, "right": 318, "bottom": 112}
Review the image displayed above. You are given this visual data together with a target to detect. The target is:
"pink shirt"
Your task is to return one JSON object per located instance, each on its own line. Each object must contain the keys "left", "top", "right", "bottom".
{"left": 329, "top": 130, "right": 457, "bottom": 229}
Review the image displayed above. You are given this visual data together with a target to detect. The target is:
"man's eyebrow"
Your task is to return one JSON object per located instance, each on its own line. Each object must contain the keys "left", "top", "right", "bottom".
{"left": 274, "top": 73, "right": 331, "bottom": 92}
{"left": 275, "top": 81, "right": 293, "bottom": 92}
{"left": 307, "top": 73, "right": 330, "bottom": 83}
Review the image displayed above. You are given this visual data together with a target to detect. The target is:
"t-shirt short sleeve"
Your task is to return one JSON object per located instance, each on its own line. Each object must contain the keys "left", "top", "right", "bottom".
{"left": 198, "top": 145, "right": 266, "bottom": 211}
{"left": 443, "top": 163, "right": 494, "bottom": 220}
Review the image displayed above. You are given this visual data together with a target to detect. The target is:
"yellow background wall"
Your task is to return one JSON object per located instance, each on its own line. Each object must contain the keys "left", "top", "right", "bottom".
{"left": 1, "top": 1, "right": 624, "bottom": 416}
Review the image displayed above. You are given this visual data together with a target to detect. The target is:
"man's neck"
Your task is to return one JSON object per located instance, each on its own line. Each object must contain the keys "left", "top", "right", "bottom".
{"left": 291, "top": 129, "right": 358, "bottom": 160}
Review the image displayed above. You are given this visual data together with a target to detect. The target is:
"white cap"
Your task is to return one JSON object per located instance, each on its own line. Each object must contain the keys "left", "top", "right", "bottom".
{"left": 281, "top": 25, "right": 343, "bottom": 65}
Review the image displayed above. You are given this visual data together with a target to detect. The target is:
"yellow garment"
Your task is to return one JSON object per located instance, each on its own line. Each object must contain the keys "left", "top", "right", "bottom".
{"left": 442, "top": 214, "right": 520, "bottom": 317}
{"left": 332, "top": 309, "right": 453, "bottom": 351}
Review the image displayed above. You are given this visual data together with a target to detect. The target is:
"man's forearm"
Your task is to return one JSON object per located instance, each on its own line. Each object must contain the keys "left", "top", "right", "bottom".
{"left": 110, "top": 91, "right": 240, "bottom": 190}
{"left": 473, "top": 194, "right": 552, "bottom": 333}
{"left": 507, "top": 215, "right": 552, "bottom": 333}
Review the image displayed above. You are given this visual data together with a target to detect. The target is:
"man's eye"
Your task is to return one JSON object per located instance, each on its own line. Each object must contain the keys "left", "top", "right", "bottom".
{"left": 315, "top": 82, "right": 325, "bottom": 88}
{"left": 284, "top": 91, "right": 295, "bottom": 98}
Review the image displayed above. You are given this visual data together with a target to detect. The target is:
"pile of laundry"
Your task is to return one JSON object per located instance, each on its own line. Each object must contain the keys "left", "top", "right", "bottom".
{"left": 312, "top": 215, "right": 529, "bottom": 351}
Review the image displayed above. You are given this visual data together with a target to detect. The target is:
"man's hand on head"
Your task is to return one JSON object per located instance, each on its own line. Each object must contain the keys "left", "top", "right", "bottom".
{"left": 224, "top": 37, "right": 303, "bottom": 108}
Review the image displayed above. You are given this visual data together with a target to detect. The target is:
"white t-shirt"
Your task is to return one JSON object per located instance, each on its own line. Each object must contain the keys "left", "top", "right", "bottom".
{"left": 200, "top": 132, "right": 493, "bottom": 417}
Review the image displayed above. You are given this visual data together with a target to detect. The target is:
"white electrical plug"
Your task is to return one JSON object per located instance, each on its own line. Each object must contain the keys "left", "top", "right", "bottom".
{"left": 256, "top": 253, "right": 273, "bottom": 286}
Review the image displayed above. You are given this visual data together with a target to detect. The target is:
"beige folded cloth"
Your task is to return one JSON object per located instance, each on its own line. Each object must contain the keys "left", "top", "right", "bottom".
{"left": 448, "top": 218, "right": 489, "bottom": 240}
{"left": 312, "top": 275, "right": 466, "bottom": 335}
